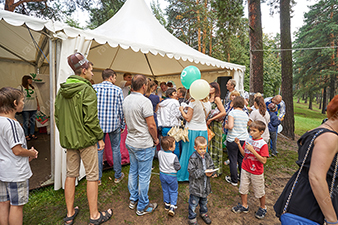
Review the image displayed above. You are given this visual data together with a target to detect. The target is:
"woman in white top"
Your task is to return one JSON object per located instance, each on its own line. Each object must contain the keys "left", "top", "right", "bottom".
{"left": 18, "top": 75, "right": 40, "bottom": 141}
{"left": 248, "top": 96, "right": 270, "bottom": 143}
{"left": 177, "top": 97, "right": 211, "bottom": 181}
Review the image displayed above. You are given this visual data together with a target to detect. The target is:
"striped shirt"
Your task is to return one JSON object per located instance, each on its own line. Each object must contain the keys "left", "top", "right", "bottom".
{"left": 0, "top": 116, "right": 32, "bottom": 182}
{"left": 93, "top": 81, "right": 125, "bottom": 133}
{"left": 226, "top": 109, "right": 249, "bottom": 142}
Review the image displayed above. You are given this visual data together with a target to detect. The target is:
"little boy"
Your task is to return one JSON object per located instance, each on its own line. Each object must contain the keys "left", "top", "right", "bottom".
{"left": 232, "top": 121, "right": 269, "bottom": 219}
{"left": 158, "top": 136, "right": 181, "bottom": 216}
{"left": 0, "top": 87, "right": 38, "bottom": 225}
{"left": 188, "top": 136, "right": 215, "bottom": 225}
{"left": 267, "top": 103, "right": 281, "bottom": 157}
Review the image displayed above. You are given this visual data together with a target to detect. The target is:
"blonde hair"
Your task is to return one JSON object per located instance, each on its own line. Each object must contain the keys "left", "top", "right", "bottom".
{"left": 230, "top": 90, "right": 240, "bottom": 98}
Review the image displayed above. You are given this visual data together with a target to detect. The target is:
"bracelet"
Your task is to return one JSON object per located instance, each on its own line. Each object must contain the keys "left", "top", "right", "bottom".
{"left": 325, "top": 219, "right": 338, "bottom": 224}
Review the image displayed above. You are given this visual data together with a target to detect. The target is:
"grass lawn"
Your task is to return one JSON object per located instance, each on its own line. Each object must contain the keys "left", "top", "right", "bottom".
{"left": 22, "top": 100, "right": 325, "bottom": 224}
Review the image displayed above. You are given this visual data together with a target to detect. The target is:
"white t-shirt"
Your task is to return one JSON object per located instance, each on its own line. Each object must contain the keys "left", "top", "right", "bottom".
{"left": 249, "top": 110, "right": 270, "bottom": 143}
{"left": 17, "top": 85, "right": 37, "bottom": 111}
{"left": 123, "top": 92, "right": 154, "bottom": 148}
{"left": 0, "top": 116, "right": 32, "bottom": 182}
{"left": 119, "top": 80, "right": 131, "bottom": 99}
{"left": 186, "top": 100, "right": 211, "bottom": 131}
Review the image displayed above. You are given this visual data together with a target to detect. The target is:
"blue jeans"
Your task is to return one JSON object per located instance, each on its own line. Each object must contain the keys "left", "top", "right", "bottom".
{"left": 188, "top": 194, "right": 208, "bottom": 220}
{"left": 160, "top": 173, "right": 178, "bottom": 206}
{"left": 22, "top": 110, "right": 37, "bottom": 136}
{"left": 98, "top": 129, "right": 122, "bottom": 181}
{"left": 269, "top": 131, "right": 277, "bottom": 155}
{"left": 126, "top": 144, "right": 155, "bottom": 211}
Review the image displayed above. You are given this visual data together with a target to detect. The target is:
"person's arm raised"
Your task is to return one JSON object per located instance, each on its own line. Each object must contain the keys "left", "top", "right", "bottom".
{"left": 309, "top": 132, "right": 338, "bottom": 223}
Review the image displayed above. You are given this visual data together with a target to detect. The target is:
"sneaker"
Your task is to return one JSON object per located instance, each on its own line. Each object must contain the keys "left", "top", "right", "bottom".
{"left": 98, "top": 180, "right": 102, "bottom": 186}
{"left": 225, "top": 176, "right": 238, "bottom": 186}
{"left": 136, "top": 203, "right": 158, "bottom": 216}
{"left": 232, "top": 203, "right": 249, "bottom": 214}
{"left": 200, "top": 213, "right": 211, "bottom": 224}
{"left": 271, "top": 153, "right": 277, "bottom": 157}
{"left": 255, "top": 207, "right": 267, "bottom": 219}
{"left": 224, "top": 159, "right": 230, "bottom": 165}
{"left": 129, "top": 200, "right": 138, "bottom": 210}
{"left": 164, "top": 202, "right": 170, "bottom": 211}
{"left": 188, "top": 219, "right": 199, "bottom": 225}
{"left": 114, "top": 172, "right": 125, "bottom": 184}
{"left": 168, "top": 205, "right": 176, "bottom": 216}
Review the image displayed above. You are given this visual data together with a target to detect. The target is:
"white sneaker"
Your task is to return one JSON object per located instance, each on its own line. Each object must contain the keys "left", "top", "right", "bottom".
{"left": 225, "top": 176, "right": 238, "bottom": 186}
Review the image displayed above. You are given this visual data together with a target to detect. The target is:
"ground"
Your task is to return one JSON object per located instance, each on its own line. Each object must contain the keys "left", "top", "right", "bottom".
{"left": 58, "top": 134, "right": 299, "bottom": 225}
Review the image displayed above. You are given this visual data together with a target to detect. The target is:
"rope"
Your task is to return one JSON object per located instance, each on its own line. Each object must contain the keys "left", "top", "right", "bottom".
{"left": 26, "top": 26, "right": 50, "bottom": 64}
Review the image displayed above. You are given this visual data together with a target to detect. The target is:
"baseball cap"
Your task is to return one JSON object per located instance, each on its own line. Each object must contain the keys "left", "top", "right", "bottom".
{"left": 67, "top": 52, "right": 89, "bottom": 72}
{"left": 268, "top": 103, "right": 277, "bottom": 111}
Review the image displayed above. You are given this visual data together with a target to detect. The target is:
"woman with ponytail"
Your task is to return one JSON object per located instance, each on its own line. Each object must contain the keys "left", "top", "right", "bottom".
{"left": 248, "top": 96, "right": 270, "bottom": 143}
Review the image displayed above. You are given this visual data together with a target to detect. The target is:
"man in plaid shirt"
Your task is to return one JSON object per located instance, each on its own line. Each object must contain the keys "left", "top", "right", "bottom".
{"left": 93, "top": 69, "right": 125, "bottom": 185}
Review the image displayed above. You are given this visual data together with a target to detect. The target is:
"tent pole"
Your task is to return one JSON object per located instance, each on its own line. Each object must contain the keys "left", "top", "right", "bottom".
{"left": 49, "top": 38, "right": 56, "bottom": 184}
{"left": 0, "top": 44, "right": 36, "bottom": 67}
{"left": 144, "top": 53, "right": 155, "bottom": 78}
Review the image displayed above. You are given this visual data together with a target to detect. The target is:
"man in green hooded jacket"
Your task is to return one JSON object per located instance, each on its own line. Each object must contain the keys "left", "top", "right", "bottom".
{"left": 55, "top": 52, "right": 112, "bottom": 225}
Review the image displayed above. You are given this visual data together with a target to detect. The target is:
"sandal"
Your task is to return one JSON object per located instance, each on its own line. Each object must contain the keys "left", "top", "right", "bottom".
{"left": 31, "top": 134, "right": 38, "bottom": 140}
{"left": 26, "top": 136, "right": 31, "bottom": 141}
{"left": 89, "top": 209, "right": 113, "bottom": 225}
{"left": 63, "top": 206, "right": 79, "bottom": 225}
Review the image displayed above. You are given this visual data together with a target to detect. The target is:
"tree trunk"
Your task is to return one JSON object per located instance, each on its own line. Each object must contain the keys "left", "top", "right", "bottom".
{"left": 308, "top": 92, "right": 313, "bottom": 110}
{"left": 280, "top": 0, "right": 294, "bottom": 139}
{"left": 304, "top": 93, "right": 307, "bottom": 103}
{"left": 196, "top": 0, "right": 201, "bottom": 52}
{"left": 248, "top": 0, "right": 264, "bottom": 104}
{"left": 297, "top": 97, "right": 300, "bottom": 103}
{"left": 319, "top": 91, "right": 322, "bottom": 109}
{"left": 322, "top": 87, "right": 327, "bottom": 114}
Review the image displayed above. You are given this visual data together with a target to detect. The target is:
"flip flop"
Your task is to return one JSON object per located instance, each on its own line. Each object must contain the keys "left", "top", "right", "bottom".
{"left": 31, "top": 135, "right": 38, "bottom": 140}
{"left": 63, "top": 206, "right": 79, "bottom": 225}
{"left": 26, "top": 136, "right": 31, "bottom": 141}
{"left": 89, "top": 209, "right": 113, "bottom": 225}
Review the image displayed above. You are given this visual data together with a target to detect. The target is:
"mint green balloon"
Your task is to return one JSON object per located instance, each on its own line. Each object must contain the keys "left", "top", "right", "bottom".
{"left": 180, "top": 66, "right": 201, "bottom": 89}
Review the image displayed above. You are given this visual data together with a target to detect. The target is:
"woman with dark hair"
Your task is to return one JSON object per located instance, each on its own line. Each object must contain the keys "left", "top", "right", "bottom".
{"left": 207, "top": 82, "right": 226, "bottom": 177}
{"left": 274, "top": 95, "right": 338, "bottom": 224}
{"left": 145, "top": 80, "right": 160, "bottom": 126}
{"left": 224, "top": 96, "right": 249, "bottom": 186}
{"left": 248, "top": 96, "right": 270, "bottom": 143}
{"left": 18, "top": 75, "right": 40, "bottom": 141}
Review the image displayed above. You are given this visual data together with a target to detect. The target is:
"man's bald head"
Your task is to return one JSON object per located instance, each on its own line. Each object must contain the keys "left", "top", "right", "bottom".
{"left": 273, "top": 95, "right": 282, "bottom": 104}
{"left": 131, "top": 74, "right": 148, "bottom": 91}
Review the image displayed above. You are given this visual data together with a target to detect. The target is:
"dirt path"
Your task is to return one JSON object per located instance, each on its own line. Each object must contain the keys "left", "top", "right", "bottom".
{"left": 70, "top": 134, "right": 299, "bottom": 225}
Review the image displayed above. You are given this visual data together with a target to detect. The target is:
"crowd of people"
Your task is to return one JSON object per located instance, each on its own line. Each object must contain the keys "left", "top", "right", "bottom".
{"left": 1, "top": 52, "right": 338, "bottom": 225}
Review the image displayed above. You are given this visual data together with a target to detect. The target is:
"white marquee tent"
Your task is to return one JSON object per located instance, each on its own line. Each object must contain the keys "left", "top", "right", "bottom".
{"left": 0, "top": 0, "right": 245, "bottom": 190}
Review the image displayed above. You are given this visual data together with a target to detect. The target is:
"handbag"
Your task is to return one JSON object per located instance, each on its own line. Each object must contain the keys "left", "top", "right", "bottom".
{"left": 201, "top": 101, "right": 215, "bottom": 142}
{"left": 207, "top": 108, "right": 225, "bottom": 122}
{"left": 280, "top": 129, "right": 338, "bottom": 225}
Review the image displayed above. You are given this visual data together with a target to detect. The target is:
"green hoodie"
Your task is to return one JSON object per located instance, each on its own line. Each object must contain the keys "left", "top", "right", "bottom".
{"left": 55, "top": 75, "right": 103, "bottom": 150}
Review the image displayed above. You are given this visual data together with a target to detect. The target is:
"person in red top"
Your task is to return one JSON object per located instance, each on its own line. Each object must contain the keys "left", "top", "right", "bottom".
{"left": 231, "top": 121, "right": 269, "bottom": 219}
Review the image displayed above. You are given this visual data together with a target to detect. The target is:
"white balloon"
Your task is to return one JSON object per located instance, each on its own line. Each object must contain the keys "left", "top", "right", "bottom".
{"left": 190, "top": 79, "right": 210, "bottom": 100}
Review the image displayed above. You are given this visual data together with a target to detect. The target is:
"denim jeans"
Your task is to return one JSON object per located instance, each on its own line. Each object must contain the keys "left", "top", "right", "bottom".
{"left": 269, "top": 131, "right": 277, "bottom": 155}
{"left": 98, "top": 128, "right": 122, "bottom": 181}
{"left": 126, "top": 144, "right": 155, "bottom": 211}
{"left": 227, "top": 140, "right": 244, "bottom": 183}
{"left": 160, "top": 173, "right": 178, "bottom": 206}
{"left": 188, "top": 194, "right": 208, "bottom": 220}
{"left": 22, "top": 110, "right": 37, "bottom": 136}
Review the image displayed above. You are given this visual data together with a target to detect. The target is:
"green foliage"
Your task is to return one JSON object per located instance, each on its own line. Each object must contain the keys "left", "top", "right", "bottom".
{"left": 293, "top": 0, "right": 338, "bottom": 99}
{"left": 151, "top": 0, "right": 167, "bottom": 26}
{"left": 86, "top": 0, "right": 126, "bottom": 29}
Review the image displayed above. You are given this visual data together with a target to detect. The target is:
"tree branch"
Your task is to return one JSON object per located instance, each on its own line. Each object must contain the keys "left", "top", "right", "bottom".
{"left": 12, "top": 0, "right": 46, "bottom": 10}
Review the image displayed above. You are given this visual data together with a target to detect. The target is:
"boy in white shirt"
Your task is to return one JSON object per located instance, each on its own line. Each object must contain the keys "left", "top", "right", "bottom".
{"left": 0, "top": 87, "right": 38, "bottom": 225}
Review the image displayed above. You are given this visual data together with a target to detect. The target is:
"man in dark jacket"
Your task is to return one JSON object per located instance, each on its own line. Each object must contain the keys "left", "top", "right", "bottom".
{"left": 188, "top": 136, "right": 215, "bottom": 225}
{"left": 55, "top": 52, "right": 112, "bottom": 225}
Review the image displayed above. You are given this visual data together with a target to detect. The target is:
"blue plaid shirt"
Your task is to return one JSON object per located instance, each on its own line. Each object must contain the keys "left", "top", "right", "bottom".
{"left": 93, "top": 81, "right": 125, "bottom": 133}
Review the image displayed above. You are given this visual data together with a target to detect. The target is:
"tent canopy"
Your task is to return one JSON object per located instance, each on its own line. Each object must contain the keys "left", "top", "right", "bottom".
{"left": 87, "top": 0, "right": 245, "bottom": 76}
